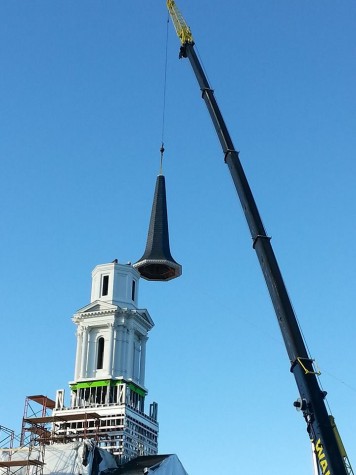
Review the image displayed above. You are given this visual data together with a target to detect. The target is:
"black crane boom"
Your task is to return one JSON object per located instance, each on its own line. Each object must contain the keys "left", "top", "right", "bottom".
{"left": 166, "top": 1, "right": 353, "bottom": 474}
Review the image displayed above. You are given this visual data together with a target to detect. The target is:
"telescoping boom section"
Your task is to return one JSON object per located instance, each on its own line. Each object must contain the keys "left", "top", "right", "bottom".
{"left": 166, "top": 1, "right": 354, "bottom": 474}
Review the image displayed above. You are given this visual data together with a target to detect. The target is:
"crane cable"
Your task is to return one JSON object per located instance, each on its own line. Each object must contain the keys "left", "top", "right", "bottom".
{"left": 160, "top": 12, "right": 170, "bottom": 174}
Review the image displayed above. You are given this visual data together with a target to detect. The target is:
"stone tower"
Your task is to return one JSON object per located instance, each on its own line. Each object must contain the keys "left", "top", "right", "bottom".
{"left": 53, "top": 260, "right": 158, "bottom": 464}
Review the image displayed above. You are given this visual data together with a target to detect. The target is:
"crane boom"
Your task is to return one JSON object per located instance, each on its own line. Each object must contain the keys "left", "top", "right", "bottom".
{"left": 166, "top": 2, "right": 353, "bottom": 475}
{"left": 166, "top": 0, "right": 193, "bottom": 45}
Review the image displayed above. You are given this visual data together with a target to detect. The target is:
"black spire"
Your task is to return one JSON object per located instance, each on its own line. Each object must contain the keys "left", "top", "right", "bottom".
{"left": 134, "top": 174, "right": 182, "bottom": 281}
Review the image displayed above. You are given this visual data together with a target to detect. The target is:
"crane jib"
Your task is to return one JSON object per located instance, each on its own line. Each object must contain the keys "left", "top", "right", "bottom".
{"left": 167, "top": 2, "right": 353, "bottom": 475}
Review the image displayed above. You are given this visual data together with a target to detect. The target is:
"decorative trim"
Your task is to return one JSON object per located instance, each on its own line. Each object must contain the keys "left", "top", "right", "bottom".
{"left": 128, "top": 383, "right": 146, "bottom": 397}
{"left": 70, "top": 379, "right": 147, "bottom": 396}
{"left": 70, "top": 380, "right": 112, "bottom": 389}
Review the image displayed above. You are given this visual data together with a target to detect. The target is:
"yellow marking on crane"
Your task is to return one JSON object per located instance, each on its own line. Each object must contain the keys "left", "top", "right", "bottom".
{"left": 297, "top": 357, "right": 321, "bottom": 376}
{"left": 315, "top": 439, "right": 331, "bottom": 475}
{"left": 166, "top": 0, "right": 194, "bottom": 45}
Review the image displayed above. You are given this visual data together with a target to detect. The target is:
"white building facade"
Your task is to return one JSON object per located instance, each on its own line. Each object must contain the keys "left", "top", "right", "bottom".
{"left": 52, "top": 261, "right": 159, "bottom": 464}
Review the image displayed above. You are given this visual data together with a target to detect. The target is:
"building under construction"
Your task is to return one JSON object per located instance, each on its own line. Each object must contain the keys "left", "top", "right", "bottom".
{"left": 0, "top": 173, "right": 186, "bottom": 475}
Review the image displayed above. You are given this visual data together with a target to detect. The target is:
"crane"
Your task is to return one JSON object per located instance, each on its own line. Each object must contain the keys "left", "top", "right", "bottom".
{"left": 166, "top": 1, "right": 354, "bottom": 474}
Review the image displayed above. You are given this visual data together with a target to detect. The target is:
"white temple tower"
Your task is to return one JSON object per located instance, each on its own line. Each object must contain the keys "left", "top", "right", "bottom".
{"left": 53, "top": 260, "right": 158, "bottom": 464}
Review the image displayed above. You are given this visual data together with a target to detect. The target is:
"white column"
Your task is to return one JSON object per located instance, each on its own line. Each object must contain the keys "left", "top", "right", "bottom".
{"left": 122, "top": 328, "right": 128, "bottom": 378}
{"left": 80, "top": 326, "right": 89, "bottom": 378}
{"left": 139, "top": 337, "right": 148, "bottom": 386}
{"left": 74, "top": 326, "right": 83, "bottom": 380}
{"left": 133, "top": 339, "right": 140, "bottom": 381}
{"left": 127, "top": 327, "right": 135, "bottom": 380}
{"left": 115, "top": 325, "right": 124, "bottom": 376}
{"left": 106, "top": 323, "right": 115, "bottom": 377}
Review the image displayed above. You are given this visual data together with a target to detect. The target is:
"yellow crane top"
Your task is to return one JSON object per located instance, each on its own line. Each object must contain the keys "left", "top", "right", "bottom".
{"left": 166, "top": 0, "right": 194, "bottom": 45}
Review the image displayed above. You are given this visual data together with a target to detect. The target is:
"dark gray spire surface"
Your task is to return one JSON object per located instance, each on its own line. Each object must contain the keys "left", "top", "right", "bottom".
{"left": 134, "top": 174, "right": 182, "bottom": 281}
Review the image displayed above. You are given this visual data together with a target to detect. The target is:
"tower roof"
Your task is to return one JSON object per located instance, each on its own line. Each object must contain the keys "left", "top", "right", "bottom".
{"left": 134, "top": 174, "right": 182, "bottom": 281}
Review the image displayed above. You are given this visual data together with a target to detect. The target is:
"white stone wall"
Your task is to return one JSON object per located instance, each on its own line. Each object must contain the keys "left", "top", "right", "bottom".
{"left": 90, "top": 262, "right": 140, "bottom": 308}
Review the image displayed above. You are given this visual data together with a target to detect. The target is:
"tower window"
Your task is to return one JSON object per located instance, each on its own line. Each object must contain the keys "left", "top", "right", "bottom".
{"left": 131, "top": 280, "right": 136, "bottom": 301}
{"left": 97, "top": 337, "right": 105, "bottom": 369}
{"left": 101, "top": 275, "right": 109, "bottom": 296}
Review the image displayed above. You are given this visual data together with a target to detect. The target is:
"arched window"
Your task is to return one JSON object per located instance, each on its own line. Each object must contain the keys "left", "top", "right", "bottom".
{"left": 101, "top": 275, "right": 109, "bottom": 296}
{"left": 97, "top": 337, "right": 105, "bottom": 369}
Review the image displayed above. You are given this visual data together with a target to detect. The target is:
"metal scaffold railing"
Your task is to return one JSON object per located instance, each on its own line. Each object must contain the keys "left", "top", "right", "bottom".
{"left": 0, "top": 395, "right": 56, "bottom": 475}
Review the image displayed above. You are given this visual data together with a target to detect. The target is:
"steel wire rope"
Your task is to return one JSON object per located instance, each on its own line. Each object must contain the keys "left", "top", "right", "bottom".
{"left": 193, "top": 42, "right": 356, "bottom": 417}
{"left": 171, "top": 23, "right": 356, "bottom": 410}
{"left": 159, "top": 12, "right": 170, "bottom": 174}
{"left": 195, "top": 40, "right": 316, "bottom": 376}
{"left": 288, "top": 292, "right": 356, "bottom": 417}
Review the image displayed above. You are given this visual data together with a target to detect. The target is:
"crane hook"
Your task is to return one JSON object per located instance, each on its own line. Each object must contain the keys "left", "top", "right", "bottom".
{"left": 160, "top": 143, "right": 165, "bottom": 174}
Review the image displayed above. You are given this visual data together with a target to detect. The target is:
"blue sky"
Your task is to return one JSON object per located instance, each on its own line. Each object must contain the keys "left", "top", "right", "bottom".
{"left": 1, "top": 1, "right": 356, "bottom": 474}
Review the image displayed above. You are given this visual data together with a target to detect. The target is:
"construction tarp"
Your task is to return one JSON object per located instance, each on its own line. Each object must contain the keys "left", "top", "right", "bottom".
{"left": 44, "top": 441, "right": 117, "bottom": 475}
{"left": 1, "top": 446, "right": 188, "bottom": 475}
{"left": 147, "top": 455, "right": 188, "bottom": 475}
{"left": 0, "top": 441, "right": 117, "bottom": 475}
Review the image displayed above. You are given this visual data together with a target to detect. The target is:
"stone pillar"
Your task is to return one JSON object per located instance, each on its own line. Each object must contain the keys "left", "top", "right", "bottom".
{"left": 106, "top": 323, "right": 115, "bottom": 377}
{"left": 127, "top": 327, "right": 135, "bottom": 380}
{"left": 74, "top": 326, "right": 83, "bottom": 380}
{"left": 80, "top": 326, "right": 89, "bottom": 378}
{"left": 139, "top": 336, "right": 148, "bottom": 386}
{"left": 122, "top": 328, "right": 128, "bottom": 378}
{"left": 115, "top": 325, "right": 124, "bottom": 376}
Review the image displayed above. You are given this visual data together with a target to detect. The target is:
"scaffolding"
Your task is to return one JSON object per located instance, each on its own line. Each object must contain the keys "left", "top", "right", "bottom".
{"left": 1, "top": 386, "right": 158, "bottom": 472}
{"left": 0, "top": 395, "right": 54, "bottom": 475}
{"left": 54, "top": 383, "right": 159, "bottom": 463}
{"left": 1, "top": 395, "right": 103, "bottom": 475}
{"left": 20, "top": 395, "right": 106, "bottom": 445}
{"left": 0, "top": 426, "right": 15, "bottom": 475}
{"left": 20, "top": 395, "right": 55, "bottom": 447}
